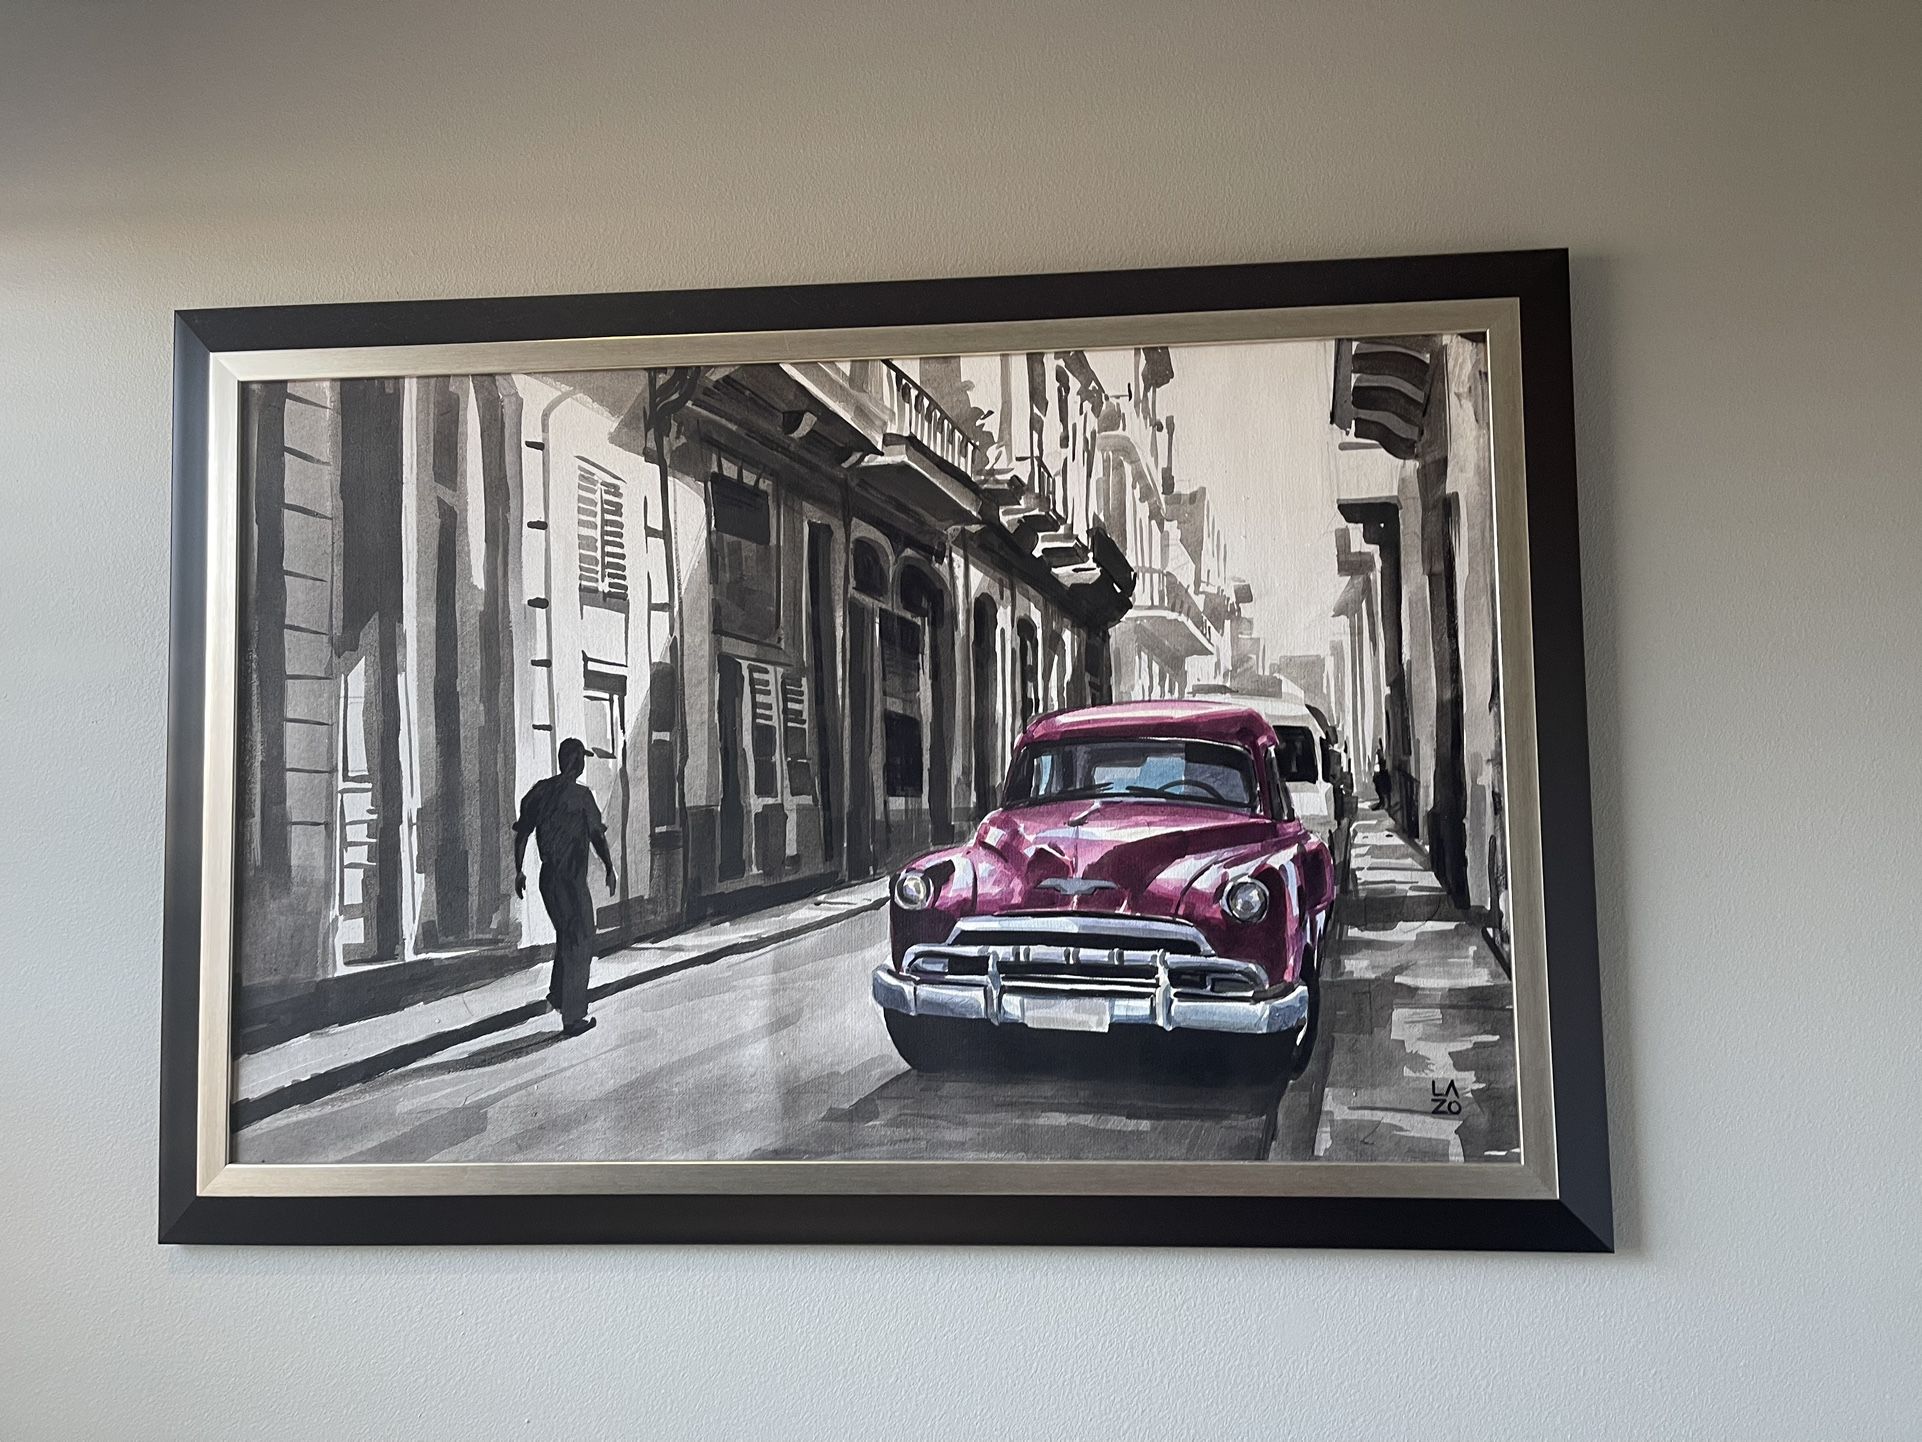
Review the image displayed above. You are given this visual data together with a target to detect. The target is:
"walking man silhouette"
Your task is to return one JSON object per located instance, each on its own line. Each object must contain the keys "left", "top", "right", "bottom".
{"left": 513, "top": 738, "right": 616, "bottom": 1037}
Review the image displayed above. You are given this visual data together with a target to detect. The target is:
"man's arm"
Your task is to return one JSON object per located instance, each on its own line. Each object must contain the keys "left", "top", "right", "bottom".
{"left": 588, "top": 800, "right": 616, "bottom": 890}
{"left": 511, "top": 783, "right": 541, "bottom": 899}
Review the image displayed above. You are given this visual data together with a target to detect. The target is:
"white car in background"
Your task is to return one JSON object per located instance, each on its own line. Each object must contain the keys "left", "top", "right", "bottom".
{"left": 1190, "top": 683, "right": 1344, "bottom": 851}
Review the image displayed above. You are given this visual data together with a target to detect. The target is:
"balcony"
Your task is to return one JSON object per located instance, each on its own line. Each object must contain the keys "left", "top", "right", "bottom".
{"left": 1334, "top": 528, "right": 1375, "bottom": 576}
{"left": 782, "top": 360, "right": 984, "bottom": 527}
{"left": 1120, "top": 566, "right": 1214, "bottom": 660}
{"left": 848, "top": 363, "right": 984, "bottom": 526}
{"left": 877, "top": 362, "right": 979, "bottom": 479}
{"left": 1054, "top": 524, "right": 1136, "bottom": 629}
{"left": 1026, "top": 455, "right": 1062, "bottom": 514}
{"left": 998, "top": 497, "right": 1062, "bottom": 549}
{"left": 1036, "top": 529, "right": 1090, "bottom": 570}
{"left": 984, "top": 454, "right": 1062, "bottom": 540}
{"left": 1331, "top": 438, "right": 1404, "bottom": 508}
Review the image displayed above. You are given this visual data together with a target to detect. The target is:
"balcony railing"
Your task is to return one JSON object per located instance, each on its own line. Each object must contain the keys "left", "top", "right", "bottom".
{"left": 788, "top": 360, "right": 981, "bottom": 483}
{"left": 1028, "top": 454, "right": 1060, "bottom": 512}
{"left": 880, "top": 361, "right": 979, "bottom": 479}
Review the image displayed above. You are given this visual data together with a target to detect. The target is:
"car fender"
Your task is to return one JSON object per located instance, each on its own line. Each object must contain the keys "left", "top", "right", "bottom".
{"left": 1175, "top": 844, "right": 1310, "bottom": 984}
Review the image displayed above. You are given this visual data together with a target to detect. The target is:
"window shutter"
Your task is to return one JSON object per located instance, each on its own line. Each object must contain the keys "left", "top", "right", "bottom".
{"left": 576, "top": 460, "right": 629, "bottom": 603}
{"left": 576, "top": 465, "right": 601, "bottom": 592}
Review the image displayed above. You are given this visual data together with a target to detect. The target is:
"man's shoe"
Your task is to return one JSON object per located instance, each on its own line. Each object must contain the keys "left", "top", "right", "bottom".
{"left": 561, "top": 1016, "right": 597, "bottom": 1038}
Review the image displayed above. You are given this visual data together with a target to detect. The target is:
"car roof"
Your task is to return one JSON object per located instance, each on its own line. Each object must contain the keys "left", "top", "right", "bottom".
{"left": 1018, "top": 699, "right": 1276, "bottom": 751}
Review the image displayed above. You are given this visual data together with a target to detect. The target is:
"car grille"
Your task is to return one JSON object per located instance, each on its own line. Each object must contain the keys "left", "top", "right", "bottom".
{"left": 940, "top": 913, "right": 1213, "bottom": 954}
{"left": 902, "top": 914, "right": 1265, "bottom": 996}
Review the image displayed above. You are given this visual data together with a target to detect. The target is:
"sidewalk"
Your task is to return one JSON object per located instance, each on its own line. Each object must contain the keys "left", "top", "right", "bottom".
{"left": 1309, "top": 803, "right": 1520, "bottom": 1164}
{"left": 233, "top": 877, "right": 890, "bottom": 1128}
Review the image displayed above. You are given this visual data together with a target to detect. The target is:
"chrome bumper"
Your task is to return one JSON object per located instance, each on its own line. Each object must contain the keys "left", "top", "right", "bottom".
{"left": 872, "top": 926, "right": 1306, "bottom": 1038}
{"left": 876, "top": 965, "right": 1306, "bottom": 1030}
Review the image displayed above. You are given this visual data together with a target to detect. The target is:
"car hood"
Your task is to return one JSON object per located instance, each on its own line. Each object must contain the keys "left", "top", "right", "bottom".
{"left": 973, "top": 798, "right": 1274, "bottom": 915}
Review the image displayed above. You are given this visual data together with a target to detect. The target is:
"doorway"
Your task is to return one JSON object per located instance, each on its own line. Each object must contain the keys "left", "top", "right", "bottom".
{"left": 971, "top": 595, "right": 999, "bottom": 818}
{"left": 805, "top": 523, "right": 840, "bottom": 865}
{"left": 716, "top": 655, "right": 747, "bottom": 880}
{"left": 846, "top": 600, "right": 877, "bottom": 877}
{"left": 899, "top": 563, "right": 952, "bottom": 844}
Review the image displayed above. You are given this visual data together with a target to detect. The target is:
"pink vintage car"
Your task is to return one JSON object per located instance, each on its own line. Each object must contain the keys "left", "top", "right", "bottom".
{"left": 873, "top": 700, "right": 1340, "bottom": 1077}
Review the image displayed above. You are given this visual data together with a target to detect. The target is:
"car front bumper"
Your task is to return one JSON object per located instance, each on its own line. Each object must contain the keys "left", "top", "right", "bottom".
{"left": 871, "top": 961, "right": 1309, "bottom": 1036}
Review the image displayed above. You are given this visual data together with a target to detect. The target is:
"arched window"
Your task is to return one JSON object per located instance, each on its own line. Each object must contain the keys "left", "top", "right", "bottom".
{"left": 852, "top": 538, "right": 888, "bottom": 598}
{"left": 898, "top": 562, "right": 952, "bottom": 837}
{"left": 896, "top": 563, "right": 944, "bottom": 627}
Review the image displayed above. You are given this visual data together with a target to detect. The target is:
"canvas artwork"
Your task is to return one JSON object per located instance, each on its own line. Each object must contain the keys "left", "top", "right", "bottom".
{"left": 227, "top": 332, "right": 1523, "bottom": 1170}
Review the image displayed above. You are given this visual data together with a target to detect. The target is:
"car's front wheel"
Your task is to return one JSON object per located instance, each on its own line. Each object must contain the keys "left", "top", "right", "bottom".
{"left": 884, "top": 1011, "right": 990, "bottom": 1073}
{"left": 1288, "top": 938, "right": 1322, "bottom": 1077}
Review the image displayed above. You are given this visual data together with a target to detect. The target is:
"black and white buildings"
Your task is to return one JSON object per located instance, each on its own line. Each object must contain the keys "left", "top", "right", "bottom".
{"left": 1328, "top": 334, "right": 1508, "bottom": 946}
{"left": 236, "top": 347, "right": 1216, "bottom": 1031}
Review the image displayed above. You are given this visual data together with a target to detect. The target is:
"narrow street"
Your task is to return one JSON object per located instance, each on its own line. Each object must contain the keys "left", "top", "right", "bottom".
{"left": 239, "top": 807, "right": 1518, "bottom": 1166}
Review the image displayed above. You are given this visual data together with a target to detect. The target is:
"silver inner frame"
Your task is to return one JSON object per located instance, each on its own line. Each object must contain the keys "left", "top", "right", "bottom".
{"left": 193, "top": 297, "right": 1557, "bottom": 1202}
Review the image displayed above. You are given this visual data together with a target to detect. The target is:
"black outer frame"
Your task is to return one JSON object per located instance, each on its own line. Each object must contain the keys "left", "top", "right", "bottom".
{"left": 161, "top": 249, "right": 1611, "bottom": 1250}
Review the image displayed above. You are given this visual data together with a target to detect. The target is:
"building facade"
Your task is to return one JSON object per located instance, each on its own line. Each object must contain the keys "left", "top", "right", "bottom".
{"left": 235, "top": 352, "right": 1134, "bottom": 1025}
{"left": 1329, "top": 333, "right": 1508, "bottom": 942}
{"left": 1164, "top": 484, "right": 1243, "bottom": 690}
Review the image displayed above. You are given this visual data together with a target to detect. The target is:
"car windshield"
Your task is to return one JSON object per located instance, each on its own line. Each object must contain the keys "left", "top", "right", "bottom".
{"left": 1274, "top": 726, "right": 1319, "bottom": 783}
{"left": 1004, "top": 738, "right": 1258, "bottom": 811}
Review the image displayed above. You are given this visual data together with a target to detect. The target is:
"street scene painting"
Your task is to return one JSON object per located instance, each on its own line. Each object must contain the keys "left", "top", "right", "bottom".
{"left": 230, "top": 331, "right": 1521, "bottom": 1167}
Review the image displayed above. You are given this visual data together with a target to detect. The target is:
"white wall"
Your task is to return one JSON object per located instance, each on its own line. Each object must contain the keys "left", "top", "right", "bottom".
{"left": 3, "top": 2, "right": 1917, "bottom": 1437}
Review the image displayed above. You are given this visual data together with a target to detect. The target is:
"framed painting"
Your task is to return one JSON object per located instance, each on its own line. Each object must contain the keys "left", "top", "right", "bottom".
{"left": 161, "top": 249, "right": 1611, "bottom": 1248}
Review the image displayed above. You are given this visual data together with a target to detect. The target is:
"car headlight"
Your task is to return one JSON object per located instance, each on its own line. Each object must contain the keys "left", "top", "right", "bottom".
{"left": 893, "top": 869, "right": 936, "bottom": 911}
{"left": 1223, "top": 877, "right": 1269, "bottom": 923}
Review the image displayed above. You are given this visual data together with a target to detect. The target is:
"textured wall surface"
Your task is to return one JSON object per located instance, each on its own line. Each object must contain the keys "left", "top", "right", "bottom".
{"left": 2, "top": 2, "right": 1918, "bottom": 1437}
